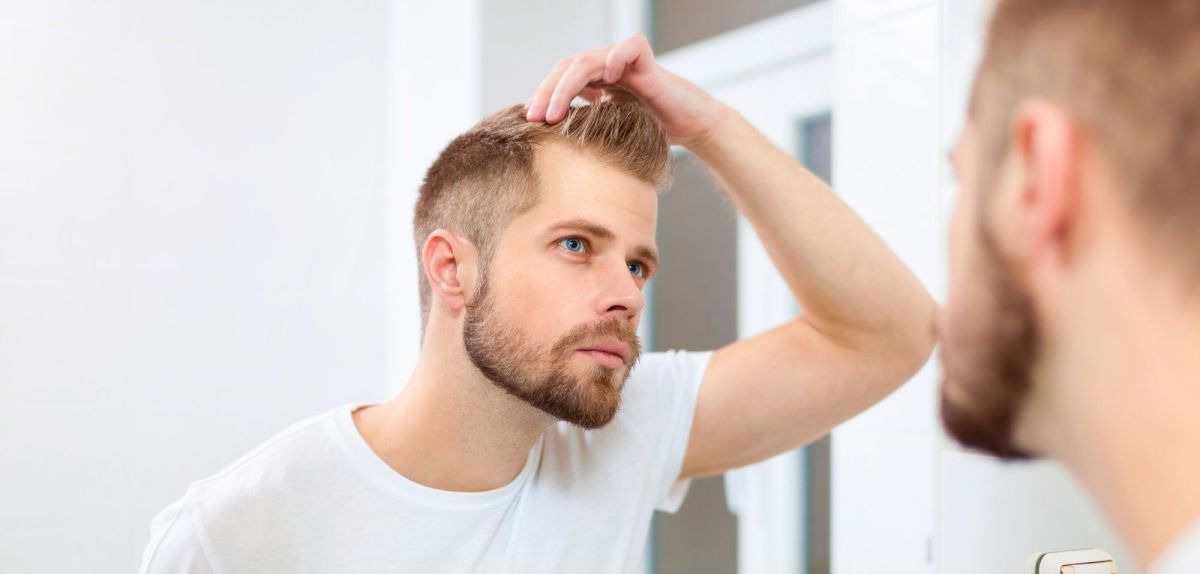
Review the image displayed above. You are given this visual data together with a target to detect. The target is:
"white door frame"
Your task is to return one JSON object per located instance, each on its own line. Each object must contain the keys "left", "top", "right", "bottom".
{"left": 657, "top": 3, "right": 833, "bottom": 573}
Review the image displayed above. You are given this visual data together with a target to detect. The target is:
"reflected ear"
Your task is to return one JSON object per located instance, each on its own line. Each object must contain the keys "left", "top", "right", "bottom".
{"left": 422, "top": 230, "right": 478, "bottom": 313}
{"left": 1008, "top": 100, "right": 1081, "bottom": 270}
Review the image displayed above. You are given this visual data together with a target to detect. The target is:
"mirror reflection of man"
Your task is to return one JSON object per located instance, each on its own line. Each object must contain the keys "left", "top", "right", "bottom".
{"left": 939, "top": 0, "right": 1200, "bottom": 571}
{"left": 140, "top": 41, "right": 936, "bottom": 574}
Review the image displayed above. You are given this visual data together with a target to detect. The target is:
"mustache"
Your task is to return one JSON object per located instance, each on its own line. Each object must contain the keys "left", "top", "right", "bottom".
{"left": 551, "top": 317, "right": 643, "bottom": 368}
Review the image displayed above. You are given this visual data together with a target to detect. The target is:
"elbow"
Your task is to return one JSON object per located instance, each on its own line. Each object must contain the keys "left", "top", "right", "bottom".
{"left": 890, "top": 297, "right": 939, "bottom": 379}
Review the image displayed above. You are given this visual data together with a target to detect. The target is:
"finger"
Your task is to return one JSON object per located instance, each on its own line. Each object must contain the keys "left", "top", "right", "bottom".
{"left": 578, "top": 86, "right": 604, "bottom": 102}
{"left": 546, "top": 53, "right": 606, "bottom": 123}
{"left": 527, "top": 58, "right": 573, "bottom": 121}
{"left": 604, "top": 33, "right": 654, "bottom": 84}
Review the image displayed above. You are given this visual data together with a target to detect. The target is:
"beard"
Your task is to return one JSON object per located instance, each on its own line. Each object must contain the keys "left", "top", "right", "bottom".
{"left": 461, "top": 277, "right": 643, "bottom": 430}
{"left": 939, "top": 221, "right": 1040, "bottom": 460}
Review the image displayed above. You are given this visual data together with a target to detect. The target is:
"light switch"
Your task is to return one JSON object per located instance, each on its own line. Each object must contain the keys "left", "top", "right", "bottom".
{"left": 1029, "top": 549, "right": 1117, "bottom": 574}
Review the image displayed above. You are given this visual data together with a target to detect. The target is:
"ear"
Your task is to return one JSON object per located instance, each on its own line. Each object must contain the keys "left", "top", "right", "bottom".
{"left": 1006, "top": 100, "right": 1081, "bottom": 273}
{"left": 422, "top": 230, "right": 479, "bottom": 313}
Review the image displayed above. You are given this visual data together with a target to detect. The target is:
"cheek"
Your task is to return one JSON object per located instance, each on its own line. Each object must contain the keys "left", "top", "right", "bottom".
{"left": 942, "top": 291, "right": 975, "bottom": 347}
{"left": 489, "top": 257, "right": 586, "bottom": 341}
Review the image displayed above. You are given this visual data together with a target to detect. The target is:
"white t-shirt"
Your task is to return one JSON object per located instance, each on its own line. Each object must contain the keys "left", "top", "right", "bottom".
{"left": 1151, "top": 519, "right": 1200, "bottom": 574}
{"left": 139, "top": 350, "right": 712, "bottom": 574}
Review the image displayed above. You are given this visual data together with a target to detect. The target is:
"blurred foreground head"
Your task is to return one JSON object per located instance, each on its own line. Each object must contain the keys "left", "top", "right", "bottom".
{"left": 941, "top": 0, "right": 1200, "bottom": 459}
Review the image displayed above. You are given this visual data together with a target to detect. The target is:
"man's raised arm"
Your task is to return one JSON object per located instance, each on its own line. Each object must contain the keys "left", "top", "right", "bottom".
{"left": 527, "top": 34, "right": 937, "bottom": 479}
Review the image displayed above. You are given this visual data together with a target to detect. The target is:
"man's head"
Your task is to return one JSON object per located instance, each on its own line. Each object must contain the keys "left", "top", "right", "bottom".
{"left": 940, "top": 0, "right": 1200, "bottom": 459}
{"left": 414, "top": 93, "right": 670, "bottom": 429}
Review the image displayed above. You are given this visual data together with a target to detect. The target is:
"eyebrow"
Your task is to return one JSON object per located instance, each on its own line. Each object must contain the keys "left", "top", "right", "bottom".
{"left": 546, "top": 218, "right": 660, "bottom": 268}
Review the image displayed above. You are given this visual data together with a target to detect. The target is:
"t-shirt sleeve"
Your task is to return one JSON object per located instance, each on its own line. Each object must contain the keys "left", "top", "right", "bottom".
{"left": 139, "top": 495, "right": 216, "bottom": 574}
{"left": 621, "top": 349, "right": 713, "bottom": 514}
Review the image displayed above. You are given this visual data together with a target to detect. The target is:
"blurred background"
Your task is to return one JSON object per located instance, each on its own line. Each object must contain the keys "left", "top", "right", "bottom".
{"left": 0, "top": 0, "right": 1139, "bottom": 572}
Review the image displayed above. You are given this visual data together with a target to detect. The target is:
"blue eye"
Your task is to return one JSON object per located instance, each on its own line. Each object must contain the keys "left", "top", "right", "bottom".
{"left": 559, "top": 237, "right": 586, "bottom": 253}
{"left": 628, "top": 262, "right": 644, "bottom": 277}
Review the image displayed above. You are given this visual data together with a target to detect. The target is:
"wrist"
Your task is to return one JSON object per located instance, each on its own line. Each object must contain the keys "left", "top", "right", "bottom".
{"left": 682, "top": 102, "right": 741, "bottom": 160}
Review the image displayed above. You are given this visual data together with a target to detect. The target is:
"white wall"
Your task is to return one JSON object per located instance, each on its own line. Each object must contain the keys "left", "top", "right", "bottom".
{"left": 0, "top": 1, "right": 395, "bottom": 571}
{"left": 829, "top": 0, "right": 1137, "bottom": 572}
{"left": 481, "top": 0, "right": 615, "bottom": 114}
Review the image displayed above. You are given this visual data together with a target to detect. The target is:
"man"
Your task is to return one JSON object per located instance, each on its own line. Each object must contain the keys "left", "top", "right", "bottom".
{"left": 141, "top": 44, "right": 935, "bottom": 571}
{"left": 938, "top": 0, "right": 1200, "bottom": 571}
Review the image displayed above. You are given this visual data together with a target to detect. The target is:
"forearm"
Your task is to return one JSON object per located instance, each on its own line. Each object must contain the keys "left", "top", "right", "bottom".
{"left": 689, "top": 104, "right": 936, "bottom": 358}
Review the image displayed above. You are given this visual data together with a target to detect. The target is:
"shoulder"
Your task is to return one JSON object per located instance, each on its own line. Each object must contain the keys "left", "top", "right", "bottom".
{"left": 192, "top": 407, "right": 341, "bottom": 499}
{"left": 620, "top": 350, "right": 713, "bottom": 415}
{"left": 160, "top": 406, "right": 348, "bottom": 542}
{"left": 139, "top": 495, "right": 215, "bottom": 573}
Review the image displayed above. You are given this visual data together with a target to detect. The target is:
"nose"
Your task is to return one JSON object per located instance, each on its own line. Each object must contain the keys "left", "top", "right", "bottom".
{"left": 597, "top": 260, "right": 645, "bottom": 321}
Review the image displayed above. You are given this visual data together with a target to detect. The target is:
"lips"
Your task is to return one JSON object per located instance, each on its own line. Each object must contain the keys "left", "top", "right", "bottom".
{"left": 576, "top": 341, "right": 631, "bottom": 365}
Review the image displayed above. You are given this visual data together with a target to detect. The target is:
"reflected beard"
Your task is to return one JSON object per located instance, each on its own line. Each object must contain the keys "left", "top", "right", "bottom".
{"left": 939, "top": 224, "right": 1040, "bottom": 460}
{"left": 462, "top": 284, "right": 642, "bottom": 430}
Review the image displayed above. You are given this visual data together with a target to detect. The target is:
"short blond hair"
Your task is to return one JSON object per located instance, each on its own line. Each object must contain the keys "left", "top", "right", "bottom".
{"left": 412, "top": 92, "right": 671, "bottom": 328}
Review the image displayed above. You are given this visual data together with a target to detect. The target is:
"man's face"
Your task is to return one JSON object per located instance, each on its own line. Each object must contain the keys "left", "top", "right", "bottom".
{"left": 463, "top": 143, "right": 658, "bottom": 429}
{"left": 939, "top": 123, "right": 1040, "bottom": 459}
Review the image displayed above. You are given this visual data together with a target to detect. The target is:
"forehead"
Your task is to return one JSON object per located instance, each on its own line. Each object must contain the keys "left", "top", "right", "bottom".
{"left": 518, "top": 142, "right": 659, "bottom": 240}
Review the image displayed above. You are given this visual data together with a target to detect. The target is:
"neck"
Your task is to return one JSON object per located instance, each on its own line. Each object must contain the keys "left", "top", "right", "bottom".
{"left": 353, "top": 321, "right": 553, "bottom": 492}
{"left": 1033, "top": 257, "right": 1200, "bottom": 565}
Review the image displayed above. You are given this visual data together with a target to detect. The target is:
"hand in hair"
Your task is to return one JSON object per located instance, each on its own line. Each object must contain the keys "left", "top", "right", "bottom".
{"left": 525, "top": 33, "right": 727, "bottom": 148}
